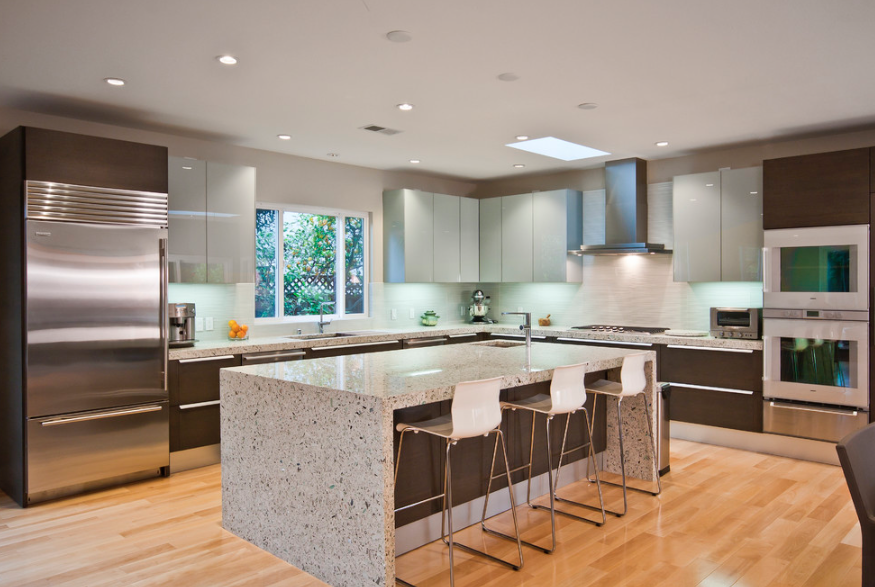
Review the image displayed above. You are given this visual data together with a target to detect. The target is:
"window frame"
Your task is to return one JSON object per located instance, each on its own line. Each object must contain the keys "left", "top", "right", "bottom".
{"left": 255, "top": 201, "right": 369, "bottom": 324}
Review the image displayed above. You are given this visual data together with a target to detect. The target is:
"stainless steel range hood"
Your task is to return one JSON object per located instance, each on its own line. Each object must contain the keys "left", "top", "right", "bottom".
{"left": 570, "top": 157, "right": 671, "bottom": 255}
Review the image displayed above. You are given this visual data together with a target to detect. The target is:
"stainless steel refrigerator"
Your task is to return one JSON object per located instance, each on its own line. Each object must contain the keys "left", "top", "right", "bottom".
{"left": 21, "top": 180, "right": 170, "bottom": 503}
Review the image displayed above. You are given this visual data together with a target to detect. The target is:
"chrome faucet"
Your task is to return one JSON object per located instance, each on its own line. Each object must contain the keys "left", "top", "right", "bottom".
{"left": 318, "top": 302, "right": 335, "bottom": 334}
{"left": 501, "top": 311, "right": 532, "bottom": 349}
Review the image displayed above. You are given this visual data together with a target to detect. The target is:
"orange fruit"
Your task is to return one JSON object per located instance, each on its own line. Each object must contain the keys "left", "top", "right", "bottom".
{"left": 228, "top": 319, "right": 237, "bottom": 327}
{"left": 240, "top": 324, "right": 249, "bottom": 332}
{"left": 237, "top": 331, "right": 247, "bottom": 339}
{"left": 228, "top": 330, "right": 236, "bottom": 338}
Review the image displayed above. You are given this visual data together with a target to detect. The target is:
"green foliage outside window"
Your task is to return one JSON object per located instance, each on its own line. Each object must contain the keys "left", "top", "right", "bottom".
{"left": 283, "top": 212, "right": 336, "bottom": 316}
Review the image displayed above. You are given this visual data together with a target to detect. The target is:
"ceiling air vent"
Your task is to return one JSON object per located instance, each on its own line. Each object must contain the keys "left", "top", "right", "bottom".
{"left": 360, "top": 124, "right": 403, "bottom": 136}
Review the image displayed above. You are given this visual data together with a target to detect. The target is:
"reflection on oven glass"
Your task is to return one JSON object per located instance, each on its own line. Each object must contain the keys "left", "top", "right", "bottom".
{"left": 780, "top": 246, "right": 851, "bottom": 293}
{"left": 780, "top": 337, "right": 851, "bottom": 388}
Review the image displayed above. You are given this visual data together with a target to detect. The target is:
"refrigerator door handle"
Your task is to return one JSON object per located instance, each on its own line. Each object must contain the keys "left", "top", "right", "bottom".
{"left": 41, "top": 404, "right": 164, "bottom": 427}
{"left": 160, "top": 237, "right": 168, "bottom": 392}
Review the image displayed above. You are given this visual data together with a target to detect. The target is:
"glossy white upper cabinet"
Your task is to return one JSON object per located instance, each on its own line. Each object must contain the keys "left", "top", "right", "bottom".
{"left": 168, "top": 157, "right": 207, "bottom": 283}
{"left": 502, "top": 193, "right": 534, "bottom": 282}
{"left": 533, "top": 190, "right": 583, "bottom": 282}
{"left": 206, "top": 162, "right": 256, "bottom": 284}
{"left": 433, "top": 194, "right": 461, "bottom": 282}
{"left": 721, "top": 167, "right": 763, "bottom": 281}
{"left": 168, "top": 157, "right": 255, "bottom": 284}
{"left": 479, "top": 197, "right": 502, "bottom": 282}
{"left": 383, "top": 189, "right": 434, "bottom": 283}
{"left": 673, "top": 167, "right": 762, "bottom": 282}
{"left": 460, "top": 197, "right": 480, "bottom": 282}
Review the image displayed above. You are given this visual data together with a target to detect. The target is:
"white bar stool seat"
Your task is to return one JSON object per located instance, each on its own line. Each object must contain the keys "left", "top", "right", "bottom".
{"left": 481, "top": 363, "right": 607, "bottom": 555}
{"left": 585, "top": 351, "right": 661, "bottom": 517}
{"left": 394, "top": 376, "right": 523, "bottom": 587}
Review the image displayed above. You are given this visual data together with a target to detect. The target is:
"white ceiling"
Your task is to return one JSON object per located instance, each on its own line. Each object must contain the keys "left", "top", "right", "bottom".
{"left": 2, "top": 0, "right": 875, "bottom": 181}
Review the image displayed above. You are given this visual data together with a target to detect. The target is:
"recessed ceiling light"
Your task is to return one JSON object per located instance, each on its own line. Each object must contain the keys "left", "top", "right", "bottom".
{"left": 515, "top": 135, "right": 529, "bottom": 141}
{"left": 655, "top": 141, "right": 669, "bottom": 147}
{"left": 386, "top": 30, "right": 413, "bottom": 43}
{"left": 396, "top": 103, "right": 414, "bottom": 111}
{"left": 750, "top": 191, "right": 759, "bottom": 195}
{"left": 497, "top": 72, "right": 519, "bottom": 82}
{"left": 507, "top": 136, "right": 610, "bottom": 162}
{"left": 513, "top": 164, "right": 526, "bottom": 168}
{"left": 217, "top": 55, "right": 238, "bottom": 65}
{"left": 577, "top": 103, "right": 598, "bottom": 110}
{"left": 327, "top": 153, "right": 339, "bottom": 158}
{"left": 409, "top": 159, "right": 421, "bottom": 164}
{"left": 104, "top": 77, "right": 125, "bottom": 86}
{"left": 705, "top": 183, "right": 715, "bottom": 187}
{"left": 182, "top": 166, "right": 193, "bottom": 170}
{"left": 277, "top": 134, "right": 291, "bottom": 140}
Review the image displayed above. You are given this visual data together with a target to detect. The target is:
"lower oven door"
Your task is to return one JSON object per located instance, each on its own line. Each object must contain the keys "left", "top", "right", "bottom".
{"left": 763, "top": 318, "right": 869, "bottom": 409}
{"left": 763, "top": 400, "right": 868, "bottom": 442}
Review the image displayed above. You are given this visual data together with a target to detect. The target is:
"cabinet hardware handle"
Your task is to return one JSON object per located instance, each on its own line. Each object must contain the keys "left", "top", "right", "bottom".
{"left": 41, "top": 404, "right": 163, "bottom": 426}
{"left": 490, "top": 334, "right": 547, "bottom": 340}
{"left": 767, "top": 401, "right": 860, "bottom": 417}
{"left": 312, "top": 341, "right": 400, "bottom": 351}
{"left": 178, "top": 354, "right": 236, "bottom": 363}
{"left": 667, "top": 345, "right": 753, "bottom": 353}
{"left": 241, "top": 351, "right": 306, "bottom": 363}
{"left": 448, "top": 333, "right": 477, "bottom": 338}
{"left": 557, "top": 337, "right": 652, "bottom": 347}
{"left": 670, "top": 383, "right": 754, "bottom": 395}
{"left": 179, "top": 400, "right": 221, "bottom": 410}
{"left": 406, "top": 337, "right": 448, "bottom": 345}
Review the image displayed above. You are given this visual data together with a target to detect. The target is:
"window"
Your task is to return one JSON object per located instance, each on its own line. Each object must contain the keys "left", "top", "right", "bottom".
{"left": 255, "top": 204, "right": 368, "bottom": 320}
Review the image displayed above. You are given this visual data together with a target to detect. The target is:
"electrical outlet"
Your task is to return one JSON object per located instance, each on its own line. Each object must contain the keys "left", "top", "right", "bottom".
{"left": 460, "top": 305, "right": 464, "bottom": 317}
{"left": 195, "top": 317, "right": 204, "bottom": 332}
{"left": 391, "top": 309, "right": 397, "bottom": 320}
{"left": 205, "top": 317, "right": 214, "bottom": 331}
{"left": 409, "top": 308, "right": 415, "bottom": 319}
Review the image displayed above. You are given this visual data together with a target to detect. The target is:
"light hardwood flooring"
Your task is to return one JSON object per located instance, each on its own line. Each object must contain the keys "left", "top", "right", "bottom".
{"left": 0, "top": 439, "right": 862, "bottom": 587}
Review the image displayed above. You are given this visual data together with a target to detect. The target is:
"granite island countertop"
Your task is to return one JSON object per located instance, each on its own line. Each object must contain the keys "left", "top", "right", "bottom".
{"left": 172, "top": 322, "right": 761, "bottom": 360}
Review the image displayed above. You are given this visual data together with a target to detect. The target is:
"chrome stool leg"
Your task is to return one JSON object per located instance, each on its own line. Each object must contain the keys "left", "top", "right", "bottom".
{"left": 549, "top": 408, "right": 606, "bottom": 525}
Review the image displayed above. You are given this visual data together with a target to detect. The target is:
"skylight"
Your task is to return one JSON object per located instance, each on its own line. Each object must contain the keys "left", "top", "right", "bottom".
{"left": 506, "top": 136, "right": 610, "bottom": 161}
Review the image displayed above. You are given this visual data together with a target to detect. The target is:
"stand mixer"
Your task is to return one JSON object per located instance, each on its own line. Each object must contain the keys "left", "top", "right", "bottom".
{"left": 468, "top": 290, "right": 495, "bottom": 323}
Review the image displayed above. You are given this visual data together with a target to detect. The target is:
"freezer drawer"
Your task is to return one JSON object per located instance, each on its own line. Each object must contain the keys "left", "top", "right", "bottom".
{"left": 763, "top": 400, "right": 868, "bottom": 443}
{"left": 26, "top": 401, "right": 169, "bottom": 502}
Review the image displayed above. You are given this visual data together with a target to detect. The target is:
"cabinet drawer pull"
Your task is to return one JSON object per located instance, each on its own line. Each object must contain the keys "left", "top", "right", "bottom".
{"left": 241, "top": 351, "right": 306, "bottom": 364}
{"left": 671, "top": 383, "right": 754, "bottom": 395}
{"left": 666, "top": 345, "right": 753, "bottom": 354}
{"left": 490, "top": 334, "right": 547, "bottom": 340}
{"left": 312, "top": 341, "right": 400, "bottom": 351}
{"left": 767, "top": 401, "right": 860, "bottom": 417}
{"left": 178, "top": 354, "right": 236, "bottom": 363}
{"left": 42, "top": 404, "right": 163, "bottom": 426}
{"left": 179, "top": 400, "right": 221, "bottom": 410}
{"left": 557, "top": 337, "right": 653, "bottom": 347}
{"left": 406, "top": 337, "right": 448, "bottom": 346}
{"left": 448, "top": 333, "right": 477, "bottom": 339}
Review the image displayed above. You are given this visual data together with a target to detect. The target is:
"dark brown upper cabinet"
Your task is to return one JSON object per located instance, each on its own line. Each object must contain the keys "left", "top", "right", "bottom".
{"left": 870, "top": 147, "right": 875, "bottom": 193}
{"left": 763, "top": 147, "right": 870, "bottom": 229}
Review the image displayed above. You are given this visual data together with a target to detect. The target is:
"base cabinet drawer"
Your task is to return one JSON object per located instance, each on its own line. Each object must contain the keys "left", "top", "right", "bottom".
{"left": 175, "top": 402, "right": 221, "bottom": 452}
{"left": 308, "top": 340, "right": 403, "bottom": 357}
{"left": 661, "top": 345, "right": 762, "bottom": 391}
{"left": 670, "top": 384, "right": 762, "bottom": 432}
{"left": 763, "top": 401, "right": 868, "bottom": 442}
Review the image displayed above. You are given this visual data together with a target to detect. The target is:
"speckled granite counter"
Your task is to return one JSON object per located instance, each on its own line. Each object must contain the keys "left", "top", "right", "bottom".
{"left": 172, "top": 323, "right": 761, "bottom": 360}
{"left": 220, "top": 342, "right": 657, "bottom": 587}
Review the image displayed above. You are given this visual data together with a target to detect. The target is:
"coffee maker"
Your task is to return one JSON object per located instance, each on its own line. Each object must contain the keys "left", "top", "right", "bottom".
{"left": 468, "top": 290, "right": 494, "bottom": 323}
{"left": 168, "top": 303, "right": 196, "bottom": 348}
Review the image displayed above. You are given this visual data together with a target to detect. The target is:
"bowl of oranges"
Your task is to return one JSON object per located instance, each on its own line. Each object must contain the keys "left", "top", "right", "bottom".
{"left": 228, "top": 320, "right": 249, "bottom": 341}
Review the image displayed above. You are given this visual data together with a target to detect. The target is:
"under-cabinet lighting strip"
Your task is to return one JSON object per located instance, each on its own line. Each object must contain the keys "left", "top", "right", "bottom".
{"left": 670, "top": 383, "right": 754, "bottom": 395}
{"left": 666, "top": 345, "right": 753, "bottom": 354}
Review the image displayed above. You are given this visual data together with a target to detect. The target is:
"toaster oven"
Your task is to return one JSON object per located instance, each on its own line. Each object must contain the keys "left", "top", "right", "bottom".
{"left": 710, "top": 307, "right": 762, "bottom": 339}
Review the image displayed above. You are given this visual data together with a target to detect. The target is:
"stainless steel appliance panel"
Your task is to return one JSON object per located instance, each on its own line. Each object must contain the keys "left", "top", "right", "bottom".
{"left": 26, "top": 220, "right": 167, "bottom": 417}
{"left": 763, "top": 400, "right": 868, "bottom": 443}
{"left": 26, "top": 401, "right": 169, "bottom": 498}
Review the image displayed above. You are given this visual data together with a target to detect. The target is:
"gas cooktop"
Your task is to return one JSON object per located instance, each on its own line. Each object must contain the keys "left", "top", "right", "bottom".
{"left": 571, "top": 325, "right": 668, "bottom": 334}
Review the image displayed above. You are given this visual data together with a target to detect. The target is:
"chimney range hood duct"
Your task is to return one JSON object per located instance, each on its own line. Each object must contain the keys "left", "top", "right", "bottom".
{"left": 571, "top": 157, "right": 671, "bottom": 255}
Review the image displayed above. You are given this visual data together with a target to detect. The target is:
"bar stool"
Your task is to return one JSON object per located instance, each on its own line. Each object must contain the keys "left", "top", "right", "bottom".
{"left": 481, "top": 363, "right": 606, "bottom": 555}
{"left": 394, "top": 376, "right": 523, "bottom": 587}
{"left": 585, "top": 352, "right": 661, "bottom": 517}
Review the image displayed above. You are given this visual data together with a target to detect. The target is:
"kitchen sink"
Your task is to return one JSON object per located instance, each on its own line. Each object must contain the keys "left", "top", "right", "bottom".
{"left": 471, "top": 340, "right": 526, "bottom": 348}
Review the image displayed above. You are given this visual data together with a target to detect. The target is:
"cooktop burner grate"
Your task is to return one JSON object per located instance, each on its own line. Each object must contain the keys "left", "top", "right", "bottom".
{"left": 571, "top": 325, "right": 668, "bottom": 334}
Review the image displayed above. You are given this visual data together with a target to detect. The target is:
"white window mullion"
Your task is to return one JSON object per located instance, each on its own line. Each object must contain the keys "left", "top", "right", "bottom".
{"left": 335, "top": 214, "right": 345, "bottom": 317}
{"left": 276, "top": 208, "right": 285, "bottom": 318}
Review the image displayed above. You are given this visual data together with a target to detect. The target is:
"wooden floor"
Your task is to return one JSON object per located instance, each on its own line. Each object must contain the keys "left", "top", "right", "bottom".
{"left": 0, "top": 440, "right": 862, "bottom": 587}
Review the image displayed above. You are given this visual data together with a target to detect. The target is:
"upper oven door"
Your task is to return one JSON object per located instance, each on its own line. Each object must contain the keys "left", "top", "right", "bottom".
{"left": 763, "top": 317, "right": 869, "bottom": 409}
{"left": 763, "top": 224, "right": 869, "bottom": 311}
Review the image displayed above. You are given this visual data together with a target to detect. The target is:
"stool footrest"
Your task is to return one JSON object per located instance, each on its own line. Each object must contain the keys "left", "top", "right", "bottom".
{"left": 395, "top": 492, "right": 444, "bottom": 513}
{"left": 535, "top": 498, "right": 603, "bottom": 526}
{"left": 440, "top": 538, "right": 523, "bottom": 571}
{"left": 481, "top": 524, "right": 553, "bottom": 555}
{"left": 589, "top": 475, "right": 660, "bottom": 496}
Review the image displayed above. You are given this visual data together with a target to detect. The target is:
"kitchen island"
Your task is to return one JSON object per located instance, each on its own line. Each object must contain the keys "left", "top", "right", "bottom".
{"left": 220, "top": 342, "right": 657, "bottom": 587}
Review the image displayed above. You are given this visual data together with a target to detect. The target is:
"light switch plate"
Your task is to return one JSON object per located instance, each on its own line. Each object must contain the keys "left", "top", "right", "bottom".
{"left": 195, "top": 317, "right": 204, "bottom": 332}
{"left": 391, "top": 309, "right": 397, "bottom": 320}
{"left": 409, "top": 308, "right": 415, "bottom": 319}
{"left": 205, "top": 317, "right": 214, "bottom": 331}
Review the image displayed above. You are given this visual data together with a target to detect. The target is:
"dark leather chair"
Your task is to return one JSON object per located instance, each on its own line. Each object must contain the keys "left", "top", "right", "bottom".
{"left": 836, "top": 423, "right": 875, "bottom": 587}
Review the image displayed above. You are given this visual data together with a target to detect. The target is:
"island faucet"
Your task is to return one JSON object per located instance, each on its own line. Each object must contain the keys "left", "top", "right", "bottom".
{"left": 501, "top": 311, "right": 532, "bottom": 349}
{"left": 318, "top": 301, "right": 335, "bottom": 334}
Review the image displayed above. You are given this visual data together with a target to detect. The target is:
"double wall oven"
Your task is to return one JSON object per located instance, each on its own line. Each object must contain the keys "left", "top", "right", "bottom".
{"left": 762, "top": 224, "right": 870, "bottom": 442}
